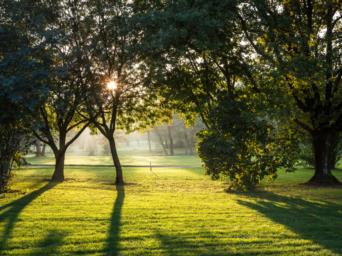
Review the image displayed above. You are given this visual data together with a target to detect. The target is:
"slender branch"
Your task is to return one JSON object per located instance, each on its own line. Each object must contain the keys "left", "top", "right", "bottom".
{"left": 66, "top": 119, "right": 88, "bottom": 132}
{"left": 65, "top": 121, "right": 91, "bottom": 149}
{"left": 32, "top": 130, "right": 50, "bottom": 146}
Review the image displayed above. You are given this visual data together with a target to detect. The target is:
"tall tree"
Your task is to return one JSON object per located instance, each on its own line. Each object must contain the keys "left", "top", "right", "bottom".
{"left": 31, "top": 1, "right": 93, "bottom": 182}
{"left": 0, "top": 0, "right": 51, "bottom": 191}
{"left": 238, "top": 0, "right": 342, "bottom": 185}
{"left": 81, "top": 0, "right": 168, "bottom": 185}
{"left": 136, "top": 0, "right": 299, "bottom": 190}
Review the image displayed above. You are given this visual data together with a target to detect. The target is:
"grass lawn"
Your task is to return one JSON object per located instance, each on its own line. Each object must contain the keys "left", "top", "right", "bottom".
{"left": 1, "top": 158, "right": 342, "bottom": 255}
{"left": 25, "top": 151, "right": 202, "bottom": 167}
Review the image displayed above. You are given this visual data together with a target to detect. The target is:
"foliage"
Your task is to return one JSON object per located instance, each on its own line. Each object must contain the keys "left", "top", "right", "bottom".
{"left": 298, "top": 142, "right": 315, "bottom": 168}
{"left": 29, "top": 1, "right": 97, "bottom": 181}
{"left": 197, "top": 93, "right": 298, "bottom": 191}
{"left": 238, "top": 0, "right": 342, "bottom": 183}
{"left": 0, "top": 1, "right": 50, "bottom": 192}
{"left": 136, "top": 0, "right": 299, "bottom": 190}
{"left": 134, "top": 0, "right": 242, "bottom": 125}
{"left": 76, "top": 0, "right": 173, "bottom": 184}
{"left": 135, "top": 0, "right": 342, "bottom": 187}
{"left": 1, "top": 0, "right": 341, "bottom": 189}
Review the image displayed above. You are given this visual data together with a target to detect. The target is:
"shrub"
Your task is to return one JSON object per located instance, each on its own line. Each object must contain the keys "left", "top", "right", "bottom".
{"left": 198, "top": 97, "right": 298, "bottom": 191}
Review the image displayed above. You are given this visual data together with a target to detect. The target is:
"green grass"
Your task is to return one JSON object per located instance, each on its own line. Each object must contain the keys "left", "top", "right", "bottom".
{"left": 1, "top": 161, "right": 342, "bottom": 255}
{"left": 25, "top": 151, "right": 201, "bottom": 166}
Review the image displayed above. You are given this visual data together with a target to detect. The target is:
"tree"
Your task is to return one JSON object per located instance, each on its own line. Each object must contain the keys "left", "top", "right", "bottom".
{"left": 153, "top": 124, "right": 174, "bottom": 155}
{"left": 198, "top": 93, "right": 299, "bottom": 191}
{"left": 0, "top": 0, "right": 50, "bottom": 191}
{"left": 136, "top": 0, "right": 299, "bottom": 190}
{"left": 77, "top": 0, "right": 169, "bottom": 185}
{"left": 31, "top": 1, "right": 93, "bottom": 182}
{"left": 150, "top": 116, "right": 201, "bottom": 155}
{"left": 238, "top": 0, "right": 342, "bottom": 185}
{"left": 147, "top": 130, "right": 152, "bottom": 152}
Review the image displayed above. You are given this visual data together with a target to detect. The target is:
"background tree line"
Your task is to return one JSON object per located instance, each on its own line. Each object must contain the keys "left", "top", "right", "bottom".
{"left": 29, "top": 115, "right": 202, "bottom": 157}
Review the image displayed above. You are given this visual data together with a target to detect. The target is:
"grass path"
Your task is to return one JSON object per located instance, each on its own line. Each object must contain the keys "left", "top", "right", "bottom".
{"left": 1, "top": 166, "right": 342, "bottom": 255}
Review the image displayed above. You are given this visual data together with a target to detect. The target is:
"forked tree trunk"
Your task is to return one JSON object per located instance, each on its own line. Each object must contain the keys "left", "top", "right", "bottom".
{"left": 52, "top": 150, "right": 65, "bottom": 182}
{"left": 109, "top": 137, "right": 124, "bottom": 185}
{"left": 307, "top": 130, "right": 340, "bottom": 185}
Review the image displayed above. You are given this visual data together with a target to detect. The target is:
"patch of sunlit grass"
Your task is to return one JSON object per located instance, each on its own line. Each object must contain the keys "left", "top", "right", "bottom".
{"left": 1, "top": 164, "right": 342, "bottom": 255}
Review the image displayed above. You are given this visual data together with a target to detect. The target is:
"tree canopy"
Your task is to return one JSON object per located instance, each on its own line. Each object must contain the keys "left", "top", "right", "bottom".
{"left": 0, "top": 0, "right": 341, "bottom": 191}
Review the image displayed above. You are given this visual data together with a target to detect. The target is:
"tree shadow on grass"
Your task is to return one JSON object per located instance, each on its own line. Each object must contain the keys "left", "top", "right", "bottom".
{"left": 155, "top": 231, "right": 220, "bottom": 256}
{"left": 237, "top": 191, "right": 342, "bottom": 255}
{"left": 105, "top": 185, "right": 125, "bottom": 256}
{"left": 28, "top": 230, "right": 67, "bottom": 256}
{"left": 0, "top": 182, "right": 57, "bottom": 250}
{"left": 155, "top": 231, "right": 279, "bottom": 256}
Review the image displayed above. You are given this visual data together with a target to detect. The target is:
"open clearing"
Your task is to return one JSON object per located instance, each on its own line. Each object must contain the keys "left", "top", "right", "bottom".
{"left": 1, "top": 159, "right": 342, "bottom": 256}
{"left": 25, "top": 151, "right": 202, "bottom": 167}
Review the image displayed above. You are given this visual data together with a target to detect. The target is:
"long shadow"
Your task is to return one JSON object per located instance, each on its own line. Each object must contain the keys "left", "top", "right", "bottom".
{"left": 105, "top": 185, "right": 125, "bottom": 256}
{"left": 156, "top": 231, "right": 219, "bottom": 256}
{"left": 156, "top": 231, "right": 195, "bottom": 256}
{"left": 156, "top": 231, "right": 277, "bottom": 256}
{"left": 28, "top": 230, "right": 67, "bottom": 256}
{"left": 0, "top": 182, "right": 56, "bottom": 250}
{"left": 237, "top": 191, "right": 342, "bottom": 255}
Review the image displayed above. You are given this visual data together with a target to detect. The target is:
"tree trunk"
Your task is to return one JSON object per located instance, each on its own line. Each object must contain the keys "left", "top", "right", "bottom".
{"left": 190, "top": 129, "right": 196, "bottom": 155}
{"left": 52, "top": 150, "right": 65, "bottom": 182}
{"left": 183, "top": 130, "right": 189, "bottom": 155}
{"left": 167, "top": 126, "right": 174, "bottom": 156}
{"left": 0, "top": 158, "right": 11, "bottom": 193}
{"left": 307, "top": 130, "right": 340, "bottom": 185}
{"left": 147, "top": 131, "right": 152, "bottom": 153}
{"left": 155, "top": 129, "right": 168, "bottom": 155}
{"left": 41, "top": 144, "right": 46, "bottom": 157}
{"left": 109, "top": 137, "right": 124, "bottom": 185}
{"left": 35, "top": 141, "right": 42, "bottom": 157}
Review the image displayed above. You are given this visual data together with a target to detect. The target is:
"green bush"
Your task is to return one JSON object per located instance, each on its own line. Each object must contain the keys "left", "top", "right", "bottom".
{"left": 198, "top": 97, "right": 298, "bottom": 191}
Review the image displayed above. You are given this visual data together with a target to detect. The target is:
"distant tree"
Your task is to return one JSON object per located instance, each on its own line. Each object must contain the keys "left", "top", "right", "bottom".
{"left": 153, "top": 125, "right": 173, "bottom": 155}
{"left": 147, "top": 130, "right": 152, "bottom": 153}
{"left": 167, "top": 125, "right": 174, "bottom": 156}
{"left": 172, "top": 116, "right": 204, "bottom": 155}
{"left": 151, "top": 116, "right": 202, "bottom": 156}
{"left": 32, "top": 139, "right": 46, "bottom": 157}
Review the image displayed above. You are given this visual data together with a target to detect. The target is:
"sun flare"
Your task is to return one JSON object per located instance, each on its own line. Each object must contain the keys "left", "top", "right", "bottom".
{"left": 106, "top": 80, "right": 117, "bottom": 91}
